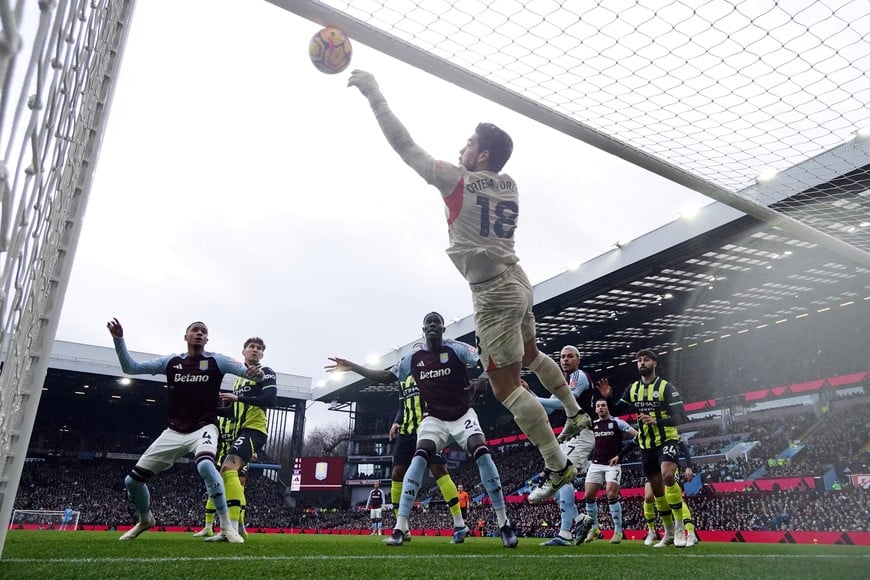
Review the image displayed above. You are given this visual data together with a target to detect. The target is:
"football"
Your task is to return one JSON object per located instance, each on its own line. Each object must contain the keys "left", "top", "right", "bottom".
{"left": 309, "top": 27, "right": 352, "bottom": 74}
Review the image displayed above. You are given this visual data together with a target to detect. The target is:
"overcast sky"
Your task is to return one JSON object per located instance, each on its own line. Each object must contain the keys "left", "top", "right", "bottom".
{"left": 47, "top": 0, "right": 711, "bottom": 431}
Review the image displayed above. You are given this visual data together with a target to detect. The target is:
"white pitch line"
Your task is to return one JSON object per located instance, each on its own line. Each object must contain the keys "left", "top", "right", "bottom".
{"left": 2, "top": 553, "right": 868, "bottom": 564}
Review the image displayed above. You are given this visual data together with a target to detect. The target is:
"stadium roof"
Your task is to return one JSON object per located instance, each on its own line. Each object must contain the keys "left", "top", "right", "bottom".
{"left": 317, "top": 152, "right": 870, "bottom": 405}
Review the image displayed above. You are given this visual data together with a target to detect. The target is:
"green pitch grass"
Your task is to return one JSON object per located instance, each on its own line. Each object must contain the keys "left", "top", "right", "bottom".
{"left": 1, "top": 531, "right": 868, "bottom": 579}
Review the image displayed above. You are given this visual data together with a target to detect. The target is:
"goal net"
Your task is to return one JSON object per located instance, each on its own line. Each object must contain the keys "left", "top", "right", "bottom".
{"left": 270, "top": 0, "right": 870, "bottom": 266}
{"left": 0, "top": 0, "right": 136, "bottom": 557}
{"left": 9, "top": 510, "right": 81, "bottom": 532}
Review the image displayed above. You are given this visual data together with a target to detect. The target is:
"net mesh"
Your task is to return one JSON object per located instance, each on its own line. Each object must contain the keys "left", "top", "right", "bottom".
{"left": 0, "top": 0, "right": 134, "bottom": 555}
{"left": 10, "top": 509, "right": 80, "bottom": 531}
{"left": 272, "top": 0, "right": 870, "bottom": 261}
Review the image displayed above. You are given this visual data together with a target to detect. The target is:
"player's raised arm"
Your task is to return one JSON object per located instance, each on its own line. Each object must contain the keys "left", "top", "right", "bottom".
{"left": 325, "top": 356, "right": 397, "bottom": 384}
{"left": 107, "top": 318, "right": 173, "bottom": 375}
{"left": 348, "top": 70, "right": 456, "bottom": 190}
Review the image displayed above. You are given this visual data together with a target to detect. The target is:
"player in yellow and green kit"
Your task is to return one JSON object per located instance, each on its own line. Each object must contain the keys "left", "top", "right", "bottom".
{"left": 642, "top": 439, "right": 698, "bottom": 547}
{"left": 598, "top": 349, "right": 689, "bottom": 548}
{"left": 201, "top": 337, "right": 277, "bottom": 542}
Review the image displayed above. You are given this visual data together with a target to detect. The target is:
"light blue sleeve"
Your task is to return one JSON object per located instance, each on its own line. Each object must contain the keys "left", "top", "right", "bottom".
{"left": 537, "top": 396, "right": 563, "bottom": 414}
{"left": 213, "top": 352, "right": 262, "bottom": 382}
{"left": 113, "top": 338, "right": 174, "bottom": 375}
{"left": 391, "top": 355, "right": 412, "bottom": 384}
{"left": 447, "top": 340, "right": 480, "bottom": 367}
{"left": 213, "top": 352, "right": 246, "bottom": 376}
{"left": 615, "top": 418, "right": 633, "bottom": 433}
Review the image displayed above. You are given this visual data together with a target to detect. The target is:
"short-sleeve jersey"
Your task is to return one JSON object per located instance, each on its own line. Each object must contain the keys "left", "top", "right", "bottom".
{"left": 591, "top": 417, "right": 633, "bottom": 465}
{"left": 230, "top": 365, "right": 277, "bottom": 435}
{"left": 366, "top": 488, "right": 384, "bottom": 509}
{"left": 619, "top": 377, "right": 683, "bottom": 449}
{"left": 391, "top": 339, "right": 479, "bottom": 421}
{"left": 427, "top": 162, "right": 520, "bottom": 281}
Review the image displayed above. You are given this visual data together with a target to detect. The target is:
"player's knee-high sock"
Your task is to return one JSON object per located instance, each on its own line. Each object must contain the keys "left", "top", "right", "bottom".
{"left": 391, "top": 480, "right": 402, "bottom": 518}
{"left": 682, "top": 501, "right": 695, "bottom": 533}
{"left": 240, "top": 489, "right": 247, "bottom": 532}
{"left": 222, "top": 470, "right": 243, "bottom": 531}
{"left": 654, "top": 494, "right": 674, "bottom": 527}
{"left": 204, "top": 496, "right": 216, "bottom": 529}
{"left": 396, "top": 454, "right": 427, "bottom": 532}
{"left": 435, "top": 474, "right": 464, "bottom": 527}
{"left": 556, "top": 484, "right": 578, "bottom": 538}
{"left": 475, "top": 448, "right": 507, "bottom": 528}
{"left": 643, "top": 500, "right": 657, "bottom": 531}
{"left": 608, "top": 498, "right": 623, "bottom": 533}
{"left": 665, "top": 482, "right": 685, "bottom": 527}
{"left": 197, "top": 459, "right": 231, "bottom": 530}
{"left": 585, "top": 499, "right": 599, "bottom": 527}
{"left": 527, "top": 352, "right": 581, "bottom": 416}
{"left": 502, "top": 387, "right": 566, "bottom": 471}
{"left": 123, "top": 474, "right": 151, "bottom": 517}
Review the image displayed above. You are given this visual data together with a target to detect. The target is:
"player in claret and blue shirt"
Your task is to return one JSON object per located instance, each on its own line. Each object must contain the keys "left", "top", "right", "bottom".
{"left": 384, "top": 312, "right": 517, "bottom": 549}
{"left": 107, "top": 318, "right": 264, "bottom": 544}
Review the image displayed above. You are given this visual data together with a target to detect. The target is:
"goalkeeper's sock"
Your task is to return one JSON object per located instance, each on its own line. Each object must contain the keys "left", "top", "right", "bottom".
{"left": 501, "top": 387, "right": 564, "bottom": 470}
{"left": 527, "top": 351, "right": 580, "bottom": 416}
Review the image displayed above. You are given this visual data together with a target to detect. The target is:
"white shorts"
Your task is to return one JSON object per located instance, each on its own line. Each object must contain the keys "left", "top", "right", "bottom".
{"left": 135, "top": 425, "right": 220, "bottom": 475}
{"left": 561, "top": 428, "right": 594, "bottom": 476}
{"left": 417, "top": 408, "right": 485, "bottom": 453}
{"left": 585, "top": 462, "right": 622, "bottom": 486}
{"left": 471, "top": 263, "right": 536, "bottom": 370}
{"left": 370, "top": 508, "right": 383, "bottom": 520}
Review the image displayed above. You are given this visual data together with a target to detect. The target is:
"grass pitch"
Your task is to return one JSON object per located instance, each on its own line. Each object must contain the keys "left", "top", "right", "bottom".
{"left": 1, "top": 531, "right": 868, "bottom": 579}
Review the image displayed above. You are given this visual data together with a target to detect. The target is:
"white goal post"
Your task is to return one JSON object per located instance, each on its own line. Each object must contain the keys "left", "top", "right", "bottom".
{"left": 0, "top": 0, "right": 137, "bottom": 558}
{"left": 9, "top": 510, "right": 81, "bottom": 531}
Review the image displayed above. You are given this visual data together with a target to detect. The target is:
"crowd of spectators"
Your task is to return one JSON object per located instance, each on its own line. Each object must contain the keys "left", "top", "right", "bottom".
{"left": 13, "top": 385, "right": 869, "bottom": 536}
